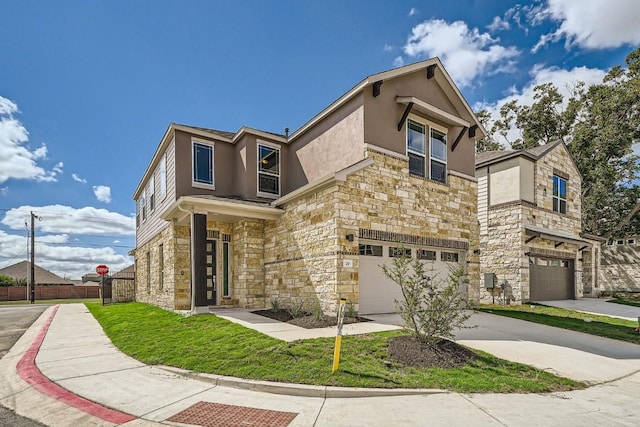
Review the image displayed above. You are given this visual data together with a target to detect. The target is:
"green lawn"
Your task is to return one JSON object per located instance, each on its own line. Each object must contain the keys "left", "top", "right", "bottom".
{"left": 607, "top": 297, "right": 640, "bottom": 308}
{"left": 477, "top": 304, "right": 640, "bottom": 344}
{"left": 86, "top": 302, "right": 583, "bottom": 393}
{"left": 0, "top": 298, "right": 101, "bottom": 306}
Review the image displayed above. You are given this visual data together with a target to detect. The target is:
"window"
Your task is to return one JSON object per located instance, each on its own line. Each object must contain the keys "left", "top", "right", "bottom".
{"left": 359, "top": 244, "right": 383, "bottom": 256}
{"left": 552, "top": 175, "right": 567, "bottom": 214}
{"left": 430, "top": 129, "right": 447, "bottom": 183}
{"left": 158, "top": 155, "right": 167, "bottom": 200}
{"left": 141, "top": 194, "right": 147, "bottom": 221}
{"left": 628, "top": 239, "right": 635, "bottom": 245}
{"left": 193, "top": 141, "right": 214, "bottom": 187}
{"left": 148, "top": 178, "right": 155, "bottom": 213}
{"left": 223, "top": 241, "right": 230, "bottom": 297}
{"left": 389, "top": 247, "right": 411, "bottom": 258}
{"left": 406, "top": 118, "right": 447, "bottom": 183}
{"left": 417, "top": 249, "right": 436, "bottom": 260}
{"left": 441, "top": 252, "right": 459, "bottom": 262}
{"left": 407, "top": 119, "right": 426, "bottom": 177}
{"left": 158, "top": 244, "right": 164, "bottom": 290}
{"left": 136, "top": 198, "right": 141, "bottom": 227}
{"left": 617, "top": 240, "right": 624, "bottom": 245}
{"left": 258, "top": 143, "right": 280, "bottom": 196}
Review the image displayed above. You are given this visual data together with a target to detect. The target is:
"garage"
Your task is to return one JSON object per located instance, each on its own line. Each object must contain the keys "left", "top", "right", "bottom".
{"left": 358, "top": 242, "right": 462, "bottom": 314}
{"left": 529, "top": 257, "right": 575, "bottom": 301}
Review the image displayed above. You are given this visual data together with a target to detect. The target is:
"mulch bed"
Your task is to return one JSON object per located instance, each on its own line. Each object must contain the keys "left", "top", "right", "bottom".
{"left": 252, "top": 309, "right": 370, "bottom": 329}
{"left": 388, "top": 335, "right": 479, "bottom": 368}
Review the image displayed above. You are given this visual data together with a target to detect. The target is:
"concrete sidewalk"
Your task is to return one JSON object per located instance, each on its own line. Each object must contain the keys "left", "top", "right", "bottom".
{"left": 542, "top": 299, "right": 640, "bottom": 322}
{"left": 1, "top": 304, "right": 640, "bottom": 426}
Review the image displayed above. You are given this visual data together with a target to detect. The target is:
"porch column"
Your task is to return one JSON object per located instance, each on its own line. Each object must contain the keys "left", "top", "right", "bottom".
{"left": 192, "top": 213, "right": 207, "bottom": 309}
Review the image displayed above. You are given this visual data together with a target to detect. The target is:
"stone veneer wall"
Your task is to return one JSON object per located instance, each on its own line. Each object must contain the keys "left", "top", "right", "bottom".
{"left": 264, "top": 184, "right": 341, "bottom": 313}
{"left": 262, "top": 149, "right": 479, "bottom": 314}
{"left": 232, "top": 219, "right": 267, "bottom": 308}
{"left": 599, "top": 244, "right": 640, "bottom": 293}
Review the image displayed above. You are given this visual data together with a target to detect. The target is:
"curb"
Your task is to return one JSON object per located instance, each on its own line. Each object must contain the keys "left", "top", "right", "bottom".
{"left": 159, "top": 366, "right": 448, "bottom": 398}
{"left": 16, "top": 305, "right": 136, "bottom": 424}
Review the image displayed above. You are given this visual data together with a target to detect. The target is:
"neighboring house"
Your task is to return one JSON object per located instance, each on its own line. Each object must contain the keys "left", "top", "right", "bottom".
{"left": 476, "top": 141, "right": 599, "bottom": 303}
{"left": 132, "top": 58, "right": 485, "bottom": 314}
{"left": 599, "top": 236, "right": 640, "bottom": 293}
{"left": 0, "top": 261, "right": 72, "bottom": 285}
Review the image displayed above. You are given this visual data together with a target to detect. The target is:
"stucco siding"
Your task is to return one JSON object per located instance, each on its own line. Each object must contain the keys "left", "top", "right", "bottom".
{"left": 489, "top": 158, "right": 520, "bottom": 205}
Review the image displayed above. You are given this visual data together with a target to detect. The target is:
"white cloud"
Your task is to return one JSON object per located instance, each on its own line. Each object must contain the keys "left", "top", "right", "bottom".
{"left": 113, "top": 240, "right": 120, "bottom": 244}
{"left": 93, "top": 185, "right": 111, "bottom": 203}
{"left": 487, "top": 16, "right": 510, "bottom": 32}
{"left": 0, "top": 96, "right": 62, "bottom": 184}
{"left": 1, "top": 205, "right": 135, "bottom": 236}
{"left": 72, "top": 173, "right": 87, "bottom": 184}
{"left": 534, "top": 0, "right": 640, "bottom": 51}
{"left": 0, "top": 226, "right": 132, "bottom": 279}
{"left": 393, "top": 56, "right": 405, "bottom": 67}
{"left": 401, "top": 19, "right": 520, "bottom": 87}
{"left": 383, "top": 44, "right": 393, "bottom": 52}
{"left": 408, "top": 7, "right": 417, "bottom": 17}
{"left": 476, "top": 65, "right": 607, "bottom": 145}
{"left": 53, "top": 162, "right": 63, "bottom": 174}
{"left": 0, "top": 187, "right": 7, "bottom": 196}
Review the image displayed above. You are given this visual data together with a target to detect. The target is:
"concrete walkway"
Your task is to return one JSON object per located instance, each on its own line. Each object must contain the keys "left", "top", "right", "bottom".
{"left": 0, "top": 304, "right": 640, "bottom": 426}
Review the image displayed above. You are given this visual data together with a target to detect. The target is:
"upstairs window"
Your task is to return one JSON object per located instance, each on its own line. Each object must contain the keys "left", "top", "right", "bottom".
{"left": 158, "top": 155, "right": 167, "bottom": 200}
{"left": 258, "top": 143, "right": 280, "bottom": 197}
{"left": 193, "top": 141, "right": 214, "bottom": 188}
{"left": 148, "top": 178, "right": 155, "bottom": 213}
{"left": 141, "top": 194, "right": 147, "bottom": 222}
{"left": 406, "top": 118, "right": 447, "bottom": 183}
{"left": 552, "top": 175, "right": 567, "bottom": 214}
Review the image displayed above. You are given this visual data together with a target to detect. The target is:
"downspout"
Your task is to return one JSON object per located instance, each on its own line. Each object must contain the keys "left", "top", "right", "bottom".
{"left": 176, "top": 202, "right": 196, "bottom": 314}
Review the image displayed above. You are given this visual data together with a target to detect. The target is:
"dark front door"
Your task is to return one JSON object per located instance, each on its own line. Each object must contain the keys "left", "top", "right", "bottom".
{"left": 206, "top": 240, "right": 217, "bottom": 305}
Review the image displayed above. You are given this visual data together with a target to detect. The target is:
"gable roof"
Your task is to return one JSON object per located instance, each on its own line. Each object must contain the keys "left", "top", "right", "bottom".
{"left": 475, "top": 140, "right": 564, "bottom": 168}
{"left": 289, "top": 57, "right": 486, "bottom": 142}
{"left": 0, "top": 261, "right": 72, "bottom": 285}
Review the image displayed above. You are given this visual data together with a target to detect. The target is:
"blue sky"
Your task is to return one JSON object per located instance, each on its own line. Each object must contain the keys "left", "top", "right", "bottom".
{"left": 1, "top": 0, "right": 639, "bottom": 279}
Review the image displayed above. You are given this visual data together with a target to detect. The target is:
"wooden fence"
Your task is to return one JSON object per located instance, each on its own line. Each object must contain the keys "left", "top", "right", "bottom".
{"left": 0, "top": 285, "right": 100, "bottom": 301}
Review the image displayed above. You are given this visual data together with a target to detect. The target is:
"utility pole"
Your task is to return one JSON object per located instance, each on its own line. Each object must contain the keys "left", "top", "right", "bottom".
{"left": 30, "top": 211, "right": 38, "bottom": 304}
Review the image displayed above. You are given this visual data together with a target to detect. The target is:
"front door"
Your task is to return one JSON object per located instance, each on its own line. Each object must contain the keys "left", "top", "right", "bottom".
{"left": 206, "top": 240, "right": 217, "bottom": 305}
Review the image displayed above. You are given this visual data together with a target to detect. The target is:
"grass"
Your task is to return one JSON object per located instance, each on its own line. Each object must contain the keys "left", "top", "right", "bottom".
{"left": 86, "top": 302, "right": 584, "bottom": 393}
{"left": 607, "top": 297, "right": 640, "bottom": 308}
{"left": 0, "top": 298, "right": 100, "bottom": 306}
{"left": 477, "top": 304, "right": 640, "bottom": 344}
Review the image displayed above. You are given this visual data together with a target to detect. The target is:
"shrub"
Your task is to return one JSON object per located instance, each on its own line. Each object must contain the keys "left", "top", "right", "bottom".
{"left": 381, "top": 245, "right": 473, "bottom": 347}
{"left": 0, "top": 274, "right": 17, "bottom": 287}
{"left": 286, "top": 298, "right": 308, "bottom": 318}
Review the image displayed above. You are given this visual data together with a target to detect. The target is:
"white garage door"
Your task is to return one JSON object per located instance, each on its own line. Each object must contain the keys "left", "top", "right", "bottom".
{"left": 358, "top": 242, "right": 462, "bottom": 315}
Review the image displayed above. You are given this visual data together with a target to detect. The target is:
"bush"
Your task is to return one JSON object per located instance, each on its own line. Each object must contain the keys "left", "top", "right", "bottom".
{"left": 0, "top": 274, "right": 18, "bottom": 287}
{"left": 381, "top": 245, "right": 473, "bottom": 347}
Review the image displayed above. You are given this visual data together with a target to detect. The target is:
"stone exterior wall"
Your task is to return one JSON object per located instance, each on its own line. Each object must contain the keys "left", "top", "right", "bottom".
{"left": 478, "top": 143, "right": 584, "bottom": 304}
{"left": 232, "top": 219, "right": 266, "bottom": 308}
{"left": 600, "top": 243, "right": 640, "bottom": 293}
{"left": 263, "top": 149, "right": 479, "bottom": 314}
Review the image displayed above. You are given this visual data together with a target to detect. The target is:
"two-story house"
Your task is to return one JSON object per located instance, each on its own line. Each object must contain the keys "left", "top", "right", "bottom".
{"left": 476, "top": 141, "right": 598, "bottom": 303}
{"left": 132, "top": 58, "right": 485, "bottom": 314}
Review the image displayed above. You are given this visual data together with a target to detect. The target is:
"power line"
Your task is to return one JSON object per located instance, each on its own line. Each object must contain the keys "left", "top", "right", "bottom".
{"left": 34, "top": 241, "right": 134, "bottom": 249}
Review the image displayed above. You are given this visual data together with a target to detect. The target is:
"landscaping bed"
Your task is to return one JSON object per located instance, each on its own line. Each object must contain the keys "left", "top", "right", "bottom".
{"left": 252, "top": 308, "right": 371, "bottom": 329}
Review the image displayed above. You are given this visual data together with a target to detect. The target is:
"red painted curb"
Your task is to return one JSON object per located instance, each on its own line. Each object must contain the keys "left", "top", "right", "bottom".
{"left": 16, "top": 305, "right": 136, "bottom": 424}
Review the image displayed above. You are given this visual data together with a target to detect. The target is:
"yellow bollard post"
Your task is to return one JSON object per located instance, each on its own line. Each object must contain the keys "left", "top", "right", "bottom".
{"left": 332, "top": 298, "right": 347, "bottom": 373}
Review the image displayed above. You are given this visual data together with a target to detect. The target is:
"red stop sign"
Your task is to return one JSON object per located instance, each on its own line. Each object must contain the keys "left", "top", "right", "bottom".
{"left": 96, "top": 265, "right": 109, "bottom": 275}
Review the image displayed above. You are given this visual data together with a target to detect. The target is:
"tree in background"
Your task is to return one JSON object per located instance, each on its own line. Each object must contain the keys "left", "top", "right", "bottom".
{"left": 477, "top": 47, "right": 640, "bottom": 237}
{"left": 0, "top": 274, "right": 17, "bottom": 287}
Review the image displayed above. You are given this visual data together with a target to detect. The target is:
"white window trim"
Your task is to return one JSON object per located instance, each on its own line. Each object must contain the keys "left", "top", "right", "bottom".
{"left": 406, "top": 114, "right": 448, "bottom": 183}
{"left": 148, "top": 177, "right": 155, "bottom": 213}
{"left": 192, "top": 139, "right": 215, "bottom": 190}
{"left": 256, "top": 140, "right": 281, "bottom": 198}
{"left": 429, "top": 128, "right": 447, "bottom": 183}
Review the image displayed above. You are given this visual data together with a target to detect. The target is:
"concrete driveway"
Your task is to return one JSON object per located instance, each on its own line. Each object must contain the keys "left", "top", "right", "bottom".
{"left": 541, "top": 298, "right": 640, "bottom": 321}
{"left": 368, "top": 310, "right": 640, "bottom": 384}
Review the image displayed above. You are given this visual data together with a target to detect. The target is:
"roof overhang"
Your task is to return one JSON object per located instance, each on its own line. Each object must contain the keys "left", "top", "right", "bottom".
{"left": 161, "top": 196, "right": 284, "bottom": 223}
{"left": 396, "top": 96, "right": 471, "bottom": 128}
{"left": 273, "top": 158, "right": 374, "bottom": 206}
{"left": 525, "top": 225, "right": 591, "bottom": 247}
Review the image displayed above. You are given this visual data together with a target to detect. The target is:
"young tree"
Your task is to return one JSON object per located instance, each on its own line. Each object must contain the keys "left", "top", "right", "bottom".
{"left": 381, "top": 247, "right": 472, "bottom": 347}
